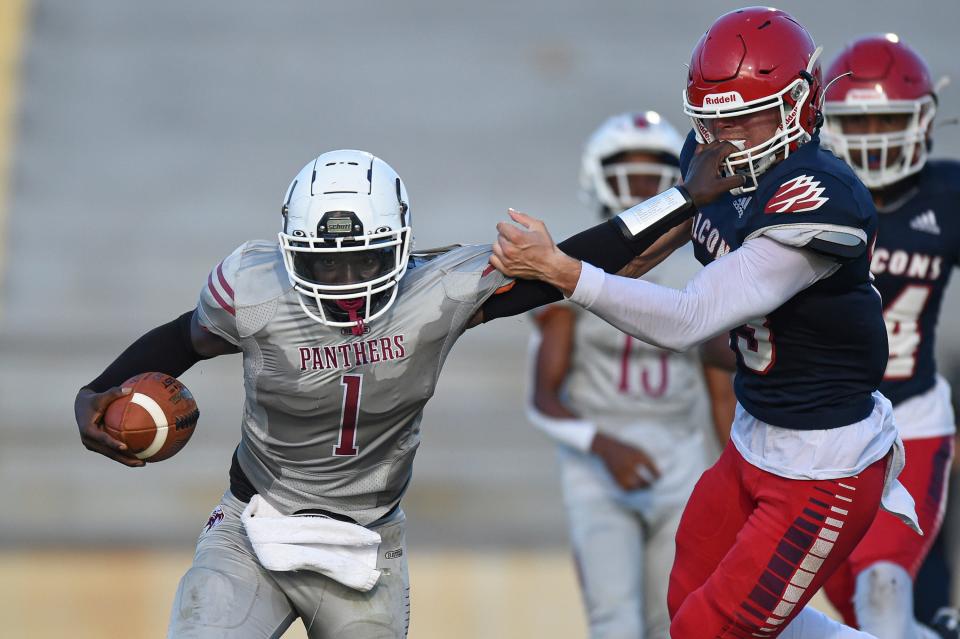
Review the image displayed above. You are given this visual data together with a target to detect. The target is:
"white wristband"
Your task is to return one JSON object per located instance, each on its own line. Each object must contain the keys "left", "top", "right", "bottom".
{"left": 526, "top": 405, "right": 597, "bottom": 453}
{"left": 615, "top": 186, "right": 692, "bottom": 239}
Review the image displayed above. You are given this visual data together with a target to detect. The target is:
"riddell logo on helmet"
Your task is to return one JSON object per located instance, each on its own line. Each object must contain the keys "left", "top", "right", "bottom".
{"left": 703, "top": 92, "right": 744, "bottom": 107}
{"left": 846, "top": 88, "right": 887, "bottom": 103}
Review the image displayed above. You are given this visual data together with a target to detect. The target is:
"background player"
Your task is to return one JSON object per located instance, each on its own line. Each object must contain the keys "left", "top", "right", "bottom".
{"left": 820, "top": 34, "right": 960, "bottom": 639}
{"left": 528, "top": 111, "right": 734, "bottom": 639}
{"left": 73, "top": 148, "right": 741, "bottom": 638}
{"left": 491, "top": 7, "right": 921, "bottom": 638}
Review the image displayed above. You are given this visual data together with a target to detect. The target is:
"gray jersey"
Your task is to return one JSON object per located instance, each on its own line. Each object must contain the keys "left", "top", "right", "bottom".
{"left": 564, "top": 245, "right": 710, "bottom": 442}
{"left": 197, "top": 241, "right": 507, "bottom": 525}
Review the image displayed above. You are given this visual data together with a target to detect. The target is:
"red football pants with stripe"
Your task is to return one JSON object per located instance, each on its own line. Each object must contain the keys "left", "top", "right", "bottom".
{"left": 822, "top": 435, "right": 954, "bottom": 626}
{"left": 668, "top": 441, "right": 888, "bottom": 638}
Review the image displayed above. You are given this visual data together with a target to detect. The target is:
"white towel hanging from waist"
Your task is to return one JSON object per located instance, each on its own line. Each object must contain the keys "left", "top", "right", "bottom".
{"left": 241, "top": 495, "right": 382, "bottom": 592}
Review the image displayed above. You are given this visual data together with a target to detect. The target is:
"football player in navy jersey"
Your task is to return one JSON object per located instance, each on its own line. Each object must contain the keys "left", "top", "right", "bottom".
{"left": 529, "top": 111, "right": 735, "bottom": 639}
{"left": 820, "top": 34, "right": 960, "bottom": 639}
{"left": 491, "top": 8, "right": 921, "bottom": 639}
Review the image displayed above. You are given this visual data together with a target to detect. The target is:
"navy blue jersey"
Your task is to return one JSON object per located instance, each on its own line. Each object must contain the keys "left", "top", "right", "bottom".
{"left": 871, "top": 160, "right": 960, "bottom": 405}
{"left": 680, "top": 132, "right": 887, "bottom": 429}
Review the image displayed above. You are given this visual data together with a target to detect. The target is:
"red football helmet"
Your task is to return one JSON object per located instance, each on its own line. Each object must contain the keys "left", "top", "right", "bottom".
{"left": 683, "top": 7, "right": 823, "bottom": 193}
{"left": 821, "top": 34, "right": 936, "bottom": 189}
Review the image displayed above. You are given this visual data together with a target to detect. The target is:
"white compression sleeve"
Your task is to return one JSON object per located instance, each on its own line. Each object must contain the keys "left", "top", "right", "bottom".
{"left": 569, "top": 235, "right": 839, "bottom": 352}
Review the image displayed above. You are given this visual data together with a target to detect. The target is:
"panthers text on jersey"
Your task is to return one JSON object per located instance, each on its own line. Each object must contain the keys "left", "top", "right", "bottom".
{"left": 680, "top": 131, "right": 887, "bottom": 430}
{"left": 871, "top": 160, "right": 960, "bottom": 408}
{"left": 197, "top": 241, "right": 507, "bottom": 526}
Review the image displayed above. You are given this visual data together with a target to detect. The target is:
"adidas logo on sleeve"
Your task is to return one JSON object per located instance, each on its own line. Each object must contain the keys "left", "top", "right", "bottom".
{"left": 733, "top": 196, "right": 752, "bottom": 218}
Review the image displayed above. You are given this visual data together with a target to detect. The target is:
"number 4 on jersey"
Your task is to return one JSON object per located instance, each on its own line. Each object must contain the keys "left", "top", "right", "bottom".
{"left": 333, "top": 374, "right": 363, "bottom": 456}
{"left": 883, "top": 284, "right": 932, "bottom": 380}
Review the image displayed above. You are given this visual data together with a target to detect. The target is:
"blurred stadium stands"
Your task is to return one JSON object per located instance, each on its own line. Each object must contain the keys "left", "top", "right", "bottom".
{"left": 1, "top": 0, "right": 958, "bottom": 635}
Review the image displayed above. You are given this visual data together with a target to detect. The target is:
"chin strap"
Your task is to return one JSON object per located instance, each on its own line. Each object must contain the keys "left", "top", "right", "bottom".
{"left": 336, "top": 299, "right": 367, "bottom": 336}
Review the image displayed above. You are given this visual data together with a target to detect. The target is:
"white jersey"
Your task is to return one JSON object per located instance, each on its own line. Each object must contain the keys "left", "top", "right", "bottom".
{"left": 892, "top": 375, "right": 956, "bottom": 440}
{"left": 562, "top": 245, "right": 711, "bottom": 450}
{"left": 197, "top": 241, "right": 507, "bottom": 525}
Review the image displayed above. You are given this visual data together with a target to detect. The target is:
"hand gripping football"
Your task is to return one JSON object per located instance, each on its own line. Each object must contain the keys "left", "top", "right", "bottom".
{"left": 103, "top": 373, "right": 200, "bottom": 462}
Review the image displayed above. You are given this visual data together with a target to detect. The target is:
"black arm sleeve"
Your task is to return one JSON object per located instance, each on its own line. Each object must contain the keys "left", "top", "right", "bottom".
{"left": 86, "top": 311, "right": 207, "bottom": 392}
{"left": 480, "top": 216, "right": 676, "bottom": 322}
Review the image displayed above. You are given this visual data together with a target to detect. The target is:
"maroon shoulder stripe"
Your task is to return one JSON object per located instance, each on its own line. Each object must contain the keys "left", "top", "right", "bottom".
{"left": 207, "top": 271, "right": 236, "bottom": 316}
{"left": 216, "top": 262, "right": 235, "bottom": 298}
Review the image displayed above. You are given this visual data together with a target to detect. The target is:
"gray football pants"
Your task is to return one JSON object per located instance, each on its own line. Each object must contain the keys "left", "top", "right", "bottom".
{"left": 558, "top": 431, "right": 711, "bottom": 639}
{"left": 168, "top": 491, "right": 410, "bottom": 639}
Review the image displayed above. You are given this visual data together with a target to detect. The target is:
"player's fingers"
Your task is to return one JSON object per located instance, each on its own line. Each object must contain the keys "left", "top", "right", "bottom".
{"left": 81, "top": 436, "right": 144, "bottom": 466}
{"left": 634, "top": 448, "right": 660, "bottom": 481}
{"left": 626, "top": 470, "right": 649, "bottom": 490}
{"left": 507, "top": 208, "right": 534, "bottom": 228}
{"left": 99, "top": 448, "right": 145, "bottom": 467}
{"left": 492, "top": 235, "right": 507, "bottom": 259}
{"left": 718, "top": 173, "right": 748, "bottom": 192}
{"left": 711, "top": 140, "right": 743, "bottom": 163}
{"left": 527, "top": 218, "right": 551, "bottom": 239}
{"left": 491, "top": 241, "right": 519, "bottom": 274}
{"left": 495, "top": 234, "right": 517, "bottom": 261}
{"left": 633, "top": 464, "right": 650, "bottom": 485}
{"left": 497, "top": 220, "right": 528, "bottom": 245}
{"left": 84, "top": 426, "right": 129, "bottom": 452}
{"left": 91, "top": 386, "right": 132, "bottom": 418}
{"left": 488, "top": 253, "right": 508, "bottom": 275}
{"left": 510, "top": 211, "right": 550, "bottom": 238}
{"left": 95, "top": 385, "right": 131, "bottom": 405}
{"left": 636, "top": 449, "right": 661, "bottom": 479}
{"left": 613, "top": 472, "right": 638, "bottom": 491}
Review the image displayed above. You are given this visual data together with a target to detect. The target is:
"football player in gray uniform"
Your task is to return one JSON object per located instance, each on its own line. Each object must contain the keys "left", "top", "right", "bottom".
{"left": 528, "top": 112, "right": 735, "bottom": 639}
{"left": 73, "top": 146, "right": 744, "bottom": 638}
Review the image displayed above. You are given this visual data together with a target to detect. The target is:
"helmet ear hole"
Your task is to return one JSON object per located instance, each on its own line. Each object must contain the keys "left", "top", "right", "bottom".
{"left": 813, "top": 109, "right": 824, "bottom": 131}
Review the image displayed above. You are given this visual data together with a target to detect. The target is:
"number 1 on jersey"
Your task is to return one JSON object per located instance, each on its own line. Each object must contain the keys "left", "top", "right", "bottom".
{"left": 333, "top": 374, "right": 363, "bottom": 456}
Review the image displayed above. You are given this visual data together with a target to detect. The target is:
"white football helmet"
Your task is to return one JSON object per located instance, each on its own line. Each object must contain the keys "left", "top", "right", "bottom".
{"left": 580, "top": 111, "right": 684, "bottom": 216}
{"left": 278, "top": 150, "right": 412, "bottom": 329}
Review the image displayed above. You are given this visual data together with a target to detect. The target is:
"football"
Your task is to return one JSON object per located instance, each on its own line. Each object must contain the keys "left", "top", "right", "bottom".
{"left": 103, "top": 372, "right": 200, "bottom": 462}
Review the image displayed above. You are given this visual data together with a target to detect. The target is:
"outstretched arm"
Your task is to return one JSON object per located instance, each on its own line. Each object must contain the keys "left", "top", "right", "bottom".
{"left": 477, "top": 210, "right": 688, "bottom": 324}
{"left": 476, "top": 141, "right": 745, "bottom": 324}
{"left": 569, "top": 237, "right": 838, "bottom": 352}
